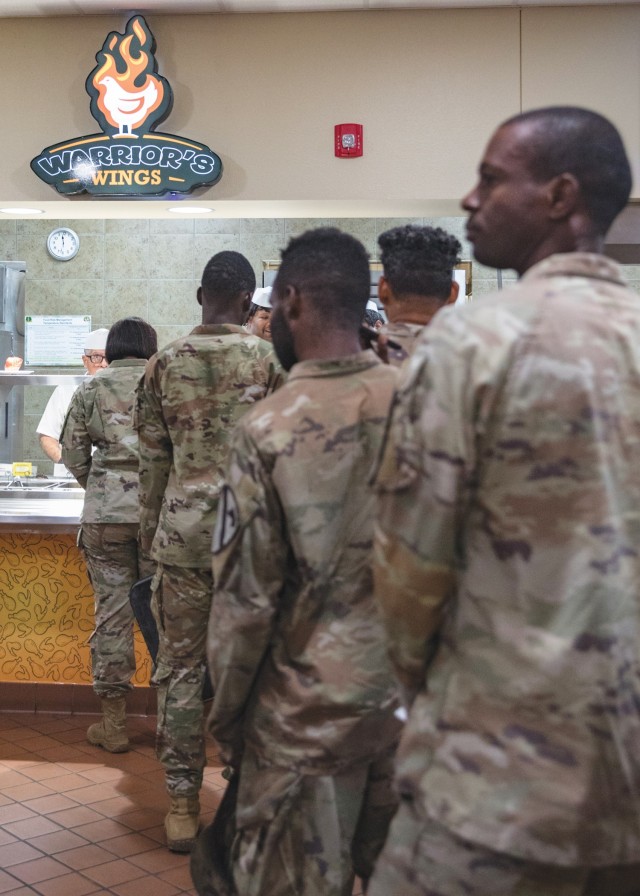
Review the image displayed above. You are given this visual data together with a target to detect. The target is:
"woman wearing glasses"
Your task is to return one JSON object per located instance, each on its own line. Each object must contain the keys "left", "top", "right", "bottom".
{"left": 61, "top": 317, "right": 158, "bottom": 753}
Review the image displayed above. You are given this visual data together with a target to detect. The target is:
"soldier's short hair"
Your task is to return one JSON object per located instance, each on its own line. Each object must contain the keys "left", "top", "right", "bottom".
{"left": 201, "top": 251, "right": 256, "bottom": 305}
{"left": 378, "top": 225, "right": 461, "bottom": 301}
{"left": 276, "top": 227, "right": 370, "bottom": 328}
{"left": 106, "top": 316, "right": 157, "bottom": 363}
{"left": 503, "top": 106, "right": 632, "bottom": 234}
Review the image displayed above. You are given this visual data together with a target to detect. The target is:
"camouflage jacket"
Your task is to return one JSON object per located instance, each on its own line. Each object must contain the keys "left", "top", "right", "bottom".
{"left": 60, "top": 359, "right": 148, "bottom": 523}
{"left": 209, "top": 351, "right": 402, "bottom": 772}
{"left": 135, "top": 324, "right": 282, "bottom": 568}
{"left": 379, "top": 320, "right": 425, "bottom": 367}
{"left": 374, "top": 254, "right": 640, "bottom": 866}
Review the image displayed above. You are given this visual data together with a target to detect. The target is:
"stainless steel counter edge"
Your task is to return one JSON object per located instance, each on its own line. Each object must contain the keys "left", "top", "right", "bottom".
{"left": 0, "top": 496, "right": 84, "bottom": 533}
{"left": 0, "top": 373, "right": 86, "bottom": 387}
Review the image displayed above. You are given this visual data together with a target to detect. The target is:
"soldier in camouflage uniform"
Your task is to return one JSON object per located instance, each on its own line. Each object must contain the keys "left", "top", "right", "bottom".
{"left": 61, "top": 317, "right": 158, "bottom": 754}
{"left": 134, "top": 251, "right": 282, "bottom": 853}
{"left": 375, "top": 225, "right": 461, "bottom": 367}
{"left": 369, "top": 107, "right": 640, "bottom": 896}
{"left": 204, "top": 228, "right": 402, "bottom": 896}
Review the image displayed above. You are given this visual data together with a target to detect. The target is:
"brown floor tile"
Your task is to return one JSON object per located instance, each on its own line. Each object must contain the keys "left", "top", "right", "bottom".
{"left": 82, "top": 858, "right": 147, "bottom": 887}
{"left": 23, "top": 792, "right": 81, "bottom": 814}
{"left": 47, "top": 804, "right": 106, "bottom": 828}
{"left": 157, "top": 863, "right": 196, "bottom": 891}
{"left": 1, "top": 780, "right": 55, "bottom": 802}
{"left": 80, "top": 795, "right": 139, "bottom": 817}
{"left": 0, "top": 769, "right": 34, "bottom": 787}
{"left": 112, "top": 878, "right": 181, "bottom": 896}
{"left": 29, "top": 828, "right": 90, "bottom": 854}
{"left": 128, "top": 846, "right": 189, "bottom": 873}
{"left": 19, "top": 761, "right": 76, "bottom": 782}
{"left": 9, "top": 854, "right": 72, "bottom": 884}
{"left": 139, "top": 823, "right": 166, "bottom": 844}
{"left": 57, "top": 843, "right": 121, "bottom": 871}
{"left": 107, "top": 754, "right": 160, "bottom": 773}
{"left": 0, "top": 839, "right": 44, "bottom": 866}
{"left": 52, "top": 782, "right": 117, "bottom": 804}
{"left": 48, "top": 727, "right": 93, "bottom": 745}
{"left": 8, "top": 733, "right": 65, "bottom": 751}
{"left": 33, "top": 870, "right": 103, "bottom": 896}
{"left": 109, "top": 774, "right": 154, "bottom": 796}
{"left": 79, "top": 766, "right": 126, "bottom": 783}
{"left": 38, "top": 771, "right": 98, "bottom": 791}
{"left": 35, "top": 744, "right": 100, "bottom": 764}
{"left": 116, "top": 807, "right": 165, "bottom": 831}
{"left": 3, "top": 813, "right": 63, "bottom": 839}
{"left": 25, "top": 718, "right": 75, "bottom": 736}
{"left": 69, "top": 818, "right": 134, "bottom": 841}
{"left": 0, "top": 870, "right": 26, "bottom": 894}
{"left": 0, "top": 802, "right": 37, "bottom": 824}
{"left": 0, "top": 756, "right": 43, "bottom": 771}
{"left": 101, "top": 831, "right": 159, "bottom": 858}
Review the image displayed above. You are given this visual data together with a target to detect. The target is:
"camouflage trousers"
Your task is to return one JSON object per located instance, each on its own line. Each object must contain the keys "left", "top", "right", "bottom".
{"left": 80, "top": 522, "right": 154, "bottom": 699}
{"left": 368, "top": 799, "right": 640, "bottom": 896}
{"left": 228, "top": 745, "right": 398, "bottom": 896}
{"left": 151, "top": 563, "right": 211, "bottom": 797}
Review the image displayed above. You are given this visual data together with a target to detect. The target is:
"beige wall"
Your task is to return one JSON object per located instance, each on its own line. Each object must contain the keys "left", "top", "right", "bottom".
{"left": 1, "top": 6, "right": 637, "bottom": 207}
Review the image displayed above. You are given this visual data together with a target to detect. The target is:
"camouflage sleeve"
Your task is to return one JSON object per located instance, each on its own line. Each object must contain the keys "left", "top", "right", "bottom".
{"left": 266, "top": 359, "right": 285, "bottom": 395}
{"left": 135, "top": 362, "right": 171, "bottom": 557}
{"left": 60, "top": 385, "right": 92, "bottom": 489}
{"left": 207, "top": 424, "right": 286, "bottom": 765}
{"left": 373, "top": 316, "right": 476, "bottom": 697}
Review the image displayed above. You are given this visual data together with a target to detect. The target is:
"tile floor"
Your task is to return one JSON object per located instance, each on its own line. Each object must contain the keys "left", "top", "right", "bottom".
{"left": 0, "top": 710, "right": 226, "bottom": 896}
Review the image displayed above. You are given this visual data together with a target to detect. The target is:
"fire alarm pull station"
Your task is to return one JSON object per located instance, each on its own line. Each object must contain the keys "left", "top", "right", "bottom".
{"left": 335, "top": 123, "right": 363, "bottom": 158}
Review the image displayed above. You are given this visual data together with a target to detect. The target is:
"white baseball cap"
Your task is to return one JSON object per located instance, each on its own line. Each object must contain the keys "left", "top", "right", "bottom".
{"left": 252, "top": 288, "right": 272, "bottom": 309}
{"left": 84, "top": 327, "right": 109, "bottom": 352}
{"left": 366, "top": 300, "right": 379, "bottom": 311}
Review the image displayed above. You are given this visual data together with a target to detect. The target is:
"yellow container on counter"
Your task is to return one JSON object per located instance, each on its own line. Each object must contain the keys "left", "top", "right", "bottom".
{"left": 11, "top": 461, "right": 33, "bottom": 477}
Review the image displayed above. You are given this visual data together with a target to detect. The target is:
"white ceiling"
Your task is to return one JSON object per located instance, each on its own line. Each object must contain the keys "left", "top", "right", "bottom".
{"left": 0, "top": 0, "right": 635, "bottom": 13}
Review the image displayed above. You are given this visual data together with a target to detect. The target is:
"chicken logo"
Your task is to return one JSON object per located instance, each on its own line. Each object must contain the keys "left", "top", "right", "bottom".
{"left": 87, "top": 17, "right": 169, "bottom": 138}
{"left": 31, "top": 15, "right": 222, "bottom": 197}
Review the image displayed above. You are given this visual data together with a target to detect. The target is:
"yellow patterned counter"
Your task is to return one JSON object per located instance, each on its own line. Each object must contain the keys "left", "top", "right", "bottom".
{"left": 0, "top": 532, "right": 152, "bottom": 687}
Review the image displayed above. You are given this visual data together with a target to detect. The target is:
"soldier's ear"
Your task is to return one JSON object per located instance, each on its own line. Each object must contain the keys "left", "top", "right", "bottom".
{"left": 196, "top": 286, "right": 203, "bottom": 308}
{"left": 282, "top": 285, "right": 302, "bottom": 322}
{"left": 546, "top": 172, "right": 580, "bottom": 220}
{"left": 378, "top": 276, "right": 392, "bottom": 309}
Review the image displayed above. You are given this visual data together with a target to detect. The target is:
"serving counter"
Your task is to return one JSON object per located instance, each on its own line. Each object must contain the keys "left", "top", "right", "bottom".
{"left": 0, "top": 458, "right": 153, "bottom": 709}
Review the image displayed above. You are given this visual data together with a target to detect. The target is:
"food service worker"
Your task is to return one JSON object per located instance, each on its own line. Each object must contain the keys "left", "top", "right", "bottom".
{"left": 37, "top": 327, "right": 110, "bottom": 464}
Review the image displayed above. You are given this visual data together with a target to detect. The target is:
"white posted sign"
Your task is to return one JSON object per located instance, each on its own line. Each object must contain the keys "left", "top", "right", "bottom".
{"left": 25, "top": 315, "right": 92, "bottom": 366}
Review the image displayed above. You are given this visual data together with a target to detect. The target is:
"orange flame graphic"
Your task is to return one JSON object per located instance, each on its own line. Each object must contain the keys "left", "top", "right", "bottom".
{"left": 92, "top": 17, "right": 164, "bottom": 136}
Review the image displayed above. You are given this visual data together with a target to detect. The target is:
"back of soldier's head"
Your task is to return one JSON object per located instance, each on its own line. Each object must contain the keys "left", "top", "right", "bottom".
{"left": 276, "top": 227, "right": 370, "bottom": 330}
{"left": 502, "top": 106, "right": 632, "bottom": 234}
{"left": 200, "top": 251, "right": 256, "bottom": 311}
{"left": 378, "top": 225, "right": 461, "bottom": 302}
{"left": 106, "top": 316, "right": 158, "bottom": 362}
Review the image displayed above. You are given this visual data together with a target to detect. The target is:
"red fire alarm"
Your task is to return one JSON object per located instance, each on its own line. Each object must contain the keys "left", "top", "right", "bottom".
{"left": 335, "top": 123, "right": 363, "bottom": 158}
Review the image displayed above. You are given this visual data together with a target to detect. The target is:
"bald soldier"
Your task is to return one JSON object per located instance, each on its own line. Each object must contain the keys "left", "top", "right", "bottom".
{"left": 204, "top": 228, "right": 402, "bottom": 895}
{"left": 369, "top": 107, "right": 640, "bottom": 895}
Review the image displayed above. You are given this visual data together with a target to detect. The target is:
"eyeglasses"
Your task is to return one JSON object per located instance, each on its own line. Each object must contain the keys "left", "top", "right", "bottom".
{"left": 85, "top": 353, "right": 106, "bottom": 364}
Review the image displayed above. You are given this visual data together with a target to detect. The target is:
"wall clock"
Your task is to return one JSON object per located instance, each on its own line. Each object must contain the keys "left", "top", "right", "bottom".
{"left": 47, "top": 227, "right": 80, "bottom": 261}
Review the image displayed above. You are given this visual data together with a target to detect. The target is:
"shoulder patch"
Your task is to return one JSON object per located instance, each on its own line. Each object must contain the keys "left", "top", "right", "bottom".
{"left": 212, "top": 485, "right": 240, "bottom": 554}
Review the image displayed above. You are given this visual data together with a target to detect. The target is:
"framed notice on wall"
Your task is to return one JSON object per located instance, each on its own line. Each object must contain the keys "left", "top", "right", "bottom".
{"left": 25, "top": 315, "right": 92, "bottom": 366}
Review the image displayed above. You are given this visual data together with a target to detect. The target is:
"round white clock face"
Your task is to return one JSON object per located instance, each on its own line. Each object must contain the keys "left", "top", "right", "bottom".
{"left": 47, "top": 227, "right": 80, "bottom": 261}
